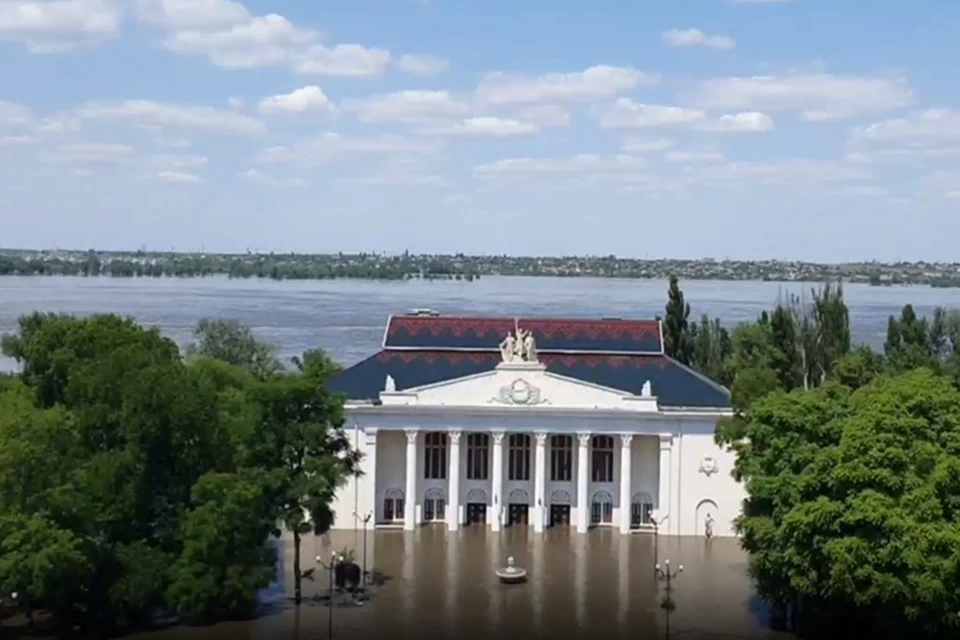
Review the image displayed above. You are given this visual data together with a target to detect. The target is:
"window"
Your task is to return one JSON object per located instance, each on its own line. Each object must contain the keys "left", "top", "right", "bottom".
{"left": 631, "top": 492, "right": 655, "bottom": 528}
{"left": 591, "top": 435, "right": 614, "bottom": 483}
{"left": 550, "top": 435, "right": 572, "bottom": 481}
{"left": 591, "top": 491, "right": 614, "bottom": 525}
{"left": 508, "top": 434, "right": 530, "bottom": 481}
{"left": 383, "top": 489, "right": 404, "bottom": 522}
{"left": 423, "top": 489, "right": 445, "bottom": 523}
{"left": 466, "top": 433, "right": 489, "bottom": 480}
{"left": 424, "top": 432, "right": 447, "bottom": 480}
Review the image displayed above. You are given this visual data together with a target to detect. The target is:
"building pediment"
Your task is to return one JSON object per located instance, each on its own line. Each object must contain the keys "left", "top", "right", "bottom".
{"left": 380, "top": 361, "right": 659, "bottom": 412}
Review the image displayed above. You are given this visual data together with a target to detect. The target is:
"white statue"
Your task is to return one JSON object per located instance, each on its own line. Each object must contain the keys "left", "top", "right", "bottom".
{"left": 500, "top": 327, "right": 538, "bottom": 363}
{"left": 641, "top": 380, "right": 652, "bottom": 397}
{"left": 384, "top": 374, "right": 396, "bottom": 392}
{"left": 499, "top": 332, "right": 517, "bottom": 363}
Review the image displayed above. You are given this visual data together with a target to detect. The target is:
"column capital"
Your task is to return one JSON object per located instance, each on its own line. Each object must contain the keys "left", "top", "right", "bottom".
{"left": 405, "top": 429, "right": 419, "bottom": 445}
{"left": 449, "top": 430, "right": 462, "bottom": 445}
{"left": 620, "top": 433, "right": 634, "bottom": 447}
{"left": 658, "top": 433, "right": 673, "bottom": 449}
{"left": 577, "top": 432, "right": 591, "bottom": 447}
{"left": 535, "top": 431, "right": 548, "bottom": 446}
{"left": 491, "top": 430, "right": 506, "bottom": 445}
{"left": 363, "top": 428, "right": 378, "bottom": 446}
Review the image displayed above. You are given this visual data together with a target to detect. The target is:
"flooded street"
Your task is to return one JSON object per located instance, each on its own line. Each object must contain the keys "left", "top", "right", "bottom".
{"left": 129, "top": 527, "right": 790, "bottom": 640}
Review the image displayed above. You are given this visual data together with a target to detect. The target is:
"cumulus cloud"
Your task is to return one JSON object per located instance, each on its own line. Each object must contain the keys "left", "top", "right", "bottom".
{"left": 396, "top": 53, "right": 449, "bottom": 75}
{"left": 597, "top": 99, "right": 705, "bottom": 128}
{"left": 0, "top": 0, "right": 123, "bottom": 52}
{"left": 474, "top": 154, "right": 647, "bottom": 175}
{"left": 77, "top": 99, "right": 267, "bottom": 135}
{"left": 662, "top": 28, "right": 736, "bottom": 51}
{"left": 240, "top": 169, "right": 307, "bottom": 188}
{"left": 476, "top": 65, "right": 655, "bottom": 105}
{"left": 255, "top": 132, "right": 442, "bottom": 165}
{"left": 418, "top": 117, "right": 539, "bottom": 138}
{"left": 692, "top": 73, "right": 913, "bottom": 120}
{"left": 257, "top": 86, "right": 332, "bottom": 114}
{"left": 342, "top": 90, "right": 470, "bottom": 124}
{"left": 698, "top": 111, "right": 774, "bottom": 133}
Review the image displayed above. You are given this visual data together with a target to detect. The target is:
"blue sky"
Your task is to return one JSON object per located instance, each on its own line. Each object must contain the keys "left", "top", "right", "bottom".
{"left": 1, "top": 0, "right": 958, "bottom": 261}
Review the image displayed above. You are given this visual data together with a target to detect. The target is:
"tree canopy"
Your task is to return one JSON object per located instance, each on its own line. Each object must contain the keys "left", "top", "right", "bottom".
{"left": 0, "top": 313, "right": 355, "bottom": 635}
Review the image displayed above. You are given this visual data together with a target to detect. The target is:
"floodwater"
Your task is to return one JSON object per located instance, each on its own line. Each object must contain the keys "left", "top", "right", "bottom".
{"left": 3, "top": 275, "right": 960, "bottom": 373}
{"left": 125, "top": 528, "right": 792, "bottom": 640}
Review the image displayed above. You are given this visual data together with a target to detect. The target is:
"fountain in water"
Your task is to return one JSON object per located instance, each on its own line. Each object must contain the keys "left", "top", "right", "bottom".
{"left": 256, "top": 536, "right": 285, "bottom": 606}
{"left": 494, "top": 556, "right": 527, "bottom": 584}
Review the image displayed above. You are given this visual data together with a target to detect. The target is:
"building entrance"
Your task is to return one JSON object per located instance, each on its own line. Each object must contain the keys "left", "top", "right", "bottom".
{"left": 549, "top": 504, "right": 571, "bottom": 527}
{"left": 507, "top": 504, "right": 529, "bottom": 527}
{"left": 465, "top": 502, "right": 487, "bottom": 525}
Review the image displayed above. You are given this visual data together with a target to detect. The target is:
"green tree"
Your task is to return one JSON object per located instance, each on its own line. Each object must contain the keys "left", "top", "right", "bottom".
{"left": 291, "top": 347, "right": 343, "bottom": 385}
{"left": 689, "top": 314, "right": 733, "bottom": 386}
{"left": 247, "top": 372, "right": 358, "bottom": 606}
{"left": 662, "top": 275, "right": 693, "bottom": 365}
{"left": 187, "top": 318, "right": 280, "bottom": 379}
{"left": 732, "top": 370, "right": 960, "bottom": 638}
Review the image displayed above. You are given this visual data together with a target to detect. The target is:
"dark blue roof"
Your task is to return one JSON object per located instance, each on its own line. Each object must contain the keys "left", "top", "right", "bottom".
{"left": 329, "top": 350, "right": 730, "bottom": 409}
{"left": 384, "top": 315, "right": 663, "bottom": 354}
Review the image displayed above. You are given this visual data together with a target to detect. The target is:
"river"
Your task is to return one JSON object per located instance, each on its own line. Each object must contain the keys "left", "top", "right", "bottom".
{"left": 2, "top": 275, "right": 958, "bottom": 373}
{"left": 1, "top": 275, "right": 954, "bottom": 639}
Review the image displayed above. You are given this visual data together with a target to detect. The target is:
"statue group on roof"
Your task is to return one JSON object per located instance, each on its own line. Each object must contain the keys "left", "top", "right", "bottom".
{"left": 499, "top": 326, "right": 537, "bottom": 363}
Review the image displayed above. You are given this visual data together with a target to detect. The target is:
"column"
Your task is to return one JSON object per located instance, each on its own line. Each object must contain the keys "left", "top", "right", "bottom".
{"left": 448, "top": 430, "right": 462, "bottom": 531}
{"left": 404, "top": 429, "right": 419, "bottom": 531}
{"left": 533, "top": 432, "right": 547, "bottom": 533}
{"left": 619, "top": 433, "right": 633, "bottom": 534}
{"left": 364, "top": 429, "right": 378, "bottom": 522}
{"left": 657, "top": 434, "right": 673, "bottom": 535}
{"left": 490, "top": 431, "right": 505, "bottom": 532}
{"left": 576, "top": 432, "right": 590, "bottom": 534}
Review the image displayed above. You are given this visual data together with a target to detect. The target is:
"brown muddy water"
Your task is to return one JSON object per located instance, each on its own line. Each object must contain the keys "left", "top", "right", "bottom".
{"left": 10, "top": 527, "right": 794, "bottom": 640}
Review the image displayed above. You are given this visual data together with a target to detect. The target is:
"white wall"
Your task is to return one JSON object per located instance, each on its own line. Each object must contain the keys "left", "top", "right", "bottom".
{"left": 675, "top": 420, "right": 743, "bottom": 537}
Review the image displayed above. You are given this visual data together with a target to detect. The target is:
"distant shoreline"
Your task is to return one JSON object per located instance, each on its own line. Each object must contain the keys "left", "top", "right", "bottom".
{"left": 2, "top": 250, "right": 960, "bottom": 288}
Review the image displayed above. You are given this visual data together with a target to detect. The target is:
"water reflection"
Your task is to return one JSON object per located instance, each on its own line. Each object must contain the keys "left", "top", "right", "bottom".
{"left": 124, "top": 527, "right": 792, "bottom": 640}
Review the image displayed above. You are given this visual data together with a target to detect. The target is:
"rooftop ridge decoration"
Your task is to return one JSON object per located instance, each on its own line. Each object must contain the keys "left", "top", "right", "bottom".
{"left": 383, "top": 314, "right": 664, "bottom": 355}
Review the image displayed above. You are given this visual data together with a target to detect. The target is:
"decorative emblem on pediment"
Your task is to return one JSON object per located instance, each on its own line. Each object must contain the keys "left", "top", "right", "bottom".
{"left": 489, "top": 378, "right": 551, "bottom": 406}
{"left": 698, "top": 455, "right": 719, "bottom": 477}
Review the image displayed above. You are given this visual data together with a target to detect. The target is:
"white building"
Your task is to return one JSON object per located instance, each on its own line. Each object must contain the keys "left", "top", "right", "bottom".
{"left": 327, "top": 312, "right": 743, "bottom": 538}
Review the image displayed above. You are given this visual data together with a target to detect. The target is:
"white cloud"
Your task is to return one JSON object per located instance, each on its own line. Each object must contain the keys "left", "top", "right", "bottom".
{"left": 474, "top": 154, "right": 647, "bottom": 175}
{"left": 621, "top": 137, "right": 675, "bottom": 153}
{"left": 240, "top": 169, "right": 307, "bottom": 188}
{"left": 153, "top": 170, "right": 202, "bottom": 184}
{"left": 693, "top": 73, "right": 913, "bottom": 120}
{"left": 598, "top": 99, "right": 705, "bottom": 128}
{"left": 512, "top": 105, "right": 570, "bottom": 128}
{"left": 257, "top": 86, "right": 332, "bottom": 114}
{"left": 0, "top": 135, "right": 34, "bottom": 147}
{"left": 77, "top": 99, "right": 267, "bottom": 135}
{"left": 664, "top": 147, "right": 725, "bottom": 164}
{"left": 418, "top": 116, "right": 539, "bottom": 137}
{"left": 698, "top": 111, "right": 774, "bottom": 133}
{"left": 295, "top": 43, "right": 391, "bottom": 76}
{"left": 342, "top": 90, "right": 470, "bottom": 124}
{"left": 396, "top": 53, "right": 449, "bottom": 75}
{"left": 137, "top": 0, "right": 391, "bottom": 75}
{"left": 662, "top": 28, "right": 735, "bottom": 51}
{"left": 476, "top": 65, "right": 655, "bottom": 105}
{"left": 693, "top": 159, "right": 869, "bottom": 185}
{"left": 0, "top": 0, "right": 123, "bottom": 52}
{"left": 854, "top": 108, "right": 960, "bottom": 144}
{"left": 256, "top": 132, "right": 442, "bottom": 165}
{"left": 51, "top": 142, "right": 137, "bottom": 162}
{"left": 0, "top": 101, "right": 35, "bottom": 127}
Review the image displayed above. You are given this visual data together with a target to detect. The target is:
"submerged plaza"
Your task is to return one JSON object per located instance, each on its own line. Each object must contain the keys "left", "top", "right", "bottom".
{"left": 326, "top": 311, "right": 744, "bottom": 539}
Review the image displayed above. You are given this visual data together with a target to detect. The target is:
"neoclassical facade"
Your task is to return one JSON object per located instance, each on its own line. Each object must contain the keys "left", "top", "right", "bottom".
{"left": 327, "top": 313, "right": 743, "bottom": 537}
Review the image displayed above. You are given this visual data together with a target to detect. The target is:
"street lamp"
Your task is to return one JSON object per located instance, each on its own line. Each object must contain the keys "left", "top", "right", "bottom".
{"left": 361, "top": 512, "right": 372, "bottom": 589}
{"left": 654, "top": 559, "right": 682, "bottom": 640}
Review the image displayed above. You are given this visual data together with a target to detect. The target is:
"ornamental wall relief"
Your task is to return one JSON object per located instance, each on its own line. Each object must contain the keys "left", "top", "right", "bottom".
{"left": 489, "top": 378, "right": 551, "bottom": 406}
{"left": 698, "top": 455, "right": 719, "bottom": 477}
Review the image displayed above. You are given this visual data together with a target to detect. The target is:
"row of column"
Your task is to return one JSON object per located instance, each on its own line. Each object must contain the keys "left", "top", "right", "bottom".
{"left": 393, "top": 429, "right": 674, "bottom": 535}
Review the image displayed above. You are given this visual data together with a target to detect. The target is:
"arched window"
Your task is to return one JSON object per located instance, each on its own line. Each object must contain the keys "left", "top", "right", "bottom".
{"left": 591, "top": 435, "right": 614, "bottom": 483}
{"left": 424, "top": 432, "right": 447, "bottom": 480}
{"left": 508, "top": 434, "right": 530, "bottom": 481}
{"left": 466, "top": 433, "right": 489, "bottom": 480}
{"left": 631, "top": 492, "right": 654, "bottom": 528}
{"left": 383, "top": 488, "right": 404, "bottom": 522}
{"left": 550, "top": 434, "right": 572, "bottom": 481}
{"left": 591, "top": 490, "right": 614, "bottom": 525}
{"left": 423, "top": 488, "right": 445, "bottom": 522}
